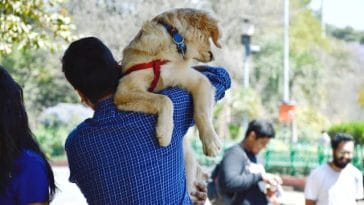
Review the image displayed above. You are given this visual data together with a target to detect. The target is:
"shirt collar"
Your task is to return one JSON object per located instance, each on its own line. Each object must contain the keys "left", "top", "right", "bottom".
{"left": 93, "top": 97, "right": 118, "bottom": 120}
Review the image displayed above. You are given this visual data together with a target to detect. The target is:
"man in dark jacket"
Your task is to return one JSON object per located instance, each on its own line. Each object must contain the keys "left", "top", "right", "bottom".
{"left": 217, "top": 119, "right": 282, "bottom": 205}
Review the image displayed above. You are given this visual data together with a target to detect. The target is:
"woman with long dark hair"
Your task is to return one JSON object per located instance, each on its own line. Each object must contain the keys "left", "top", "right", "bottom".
{"left": 0, "top": 65, "right": 56, "bottom": 204}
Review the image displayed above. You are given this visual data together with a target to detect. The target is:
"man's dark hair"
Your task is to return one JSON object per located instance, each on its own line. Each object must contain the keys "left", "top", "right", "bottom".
{"left": 62, "top": 37, "right": 121, "bottom": 104}
{"left": 331, "top": 133, "right": 354, "bottom": 150}
{"left": 244, "top": 119, "right": 275, "bottom": 139}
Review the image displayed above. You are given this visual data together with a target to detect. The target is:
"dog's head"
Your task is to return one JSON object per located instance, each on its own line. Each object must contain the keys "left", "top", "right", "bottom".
{"left": 152, "top": 8, "right": 222, "bottom": 63}
{"left": 122, "top": 8, "right": 221, "bottom": 69}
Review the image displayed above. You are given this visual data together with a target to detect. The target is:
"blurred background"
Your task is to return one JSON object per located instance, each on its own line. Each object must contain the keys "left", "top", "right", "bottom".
{"left": 1, "top": 0, "right": 364, "bottom": 204}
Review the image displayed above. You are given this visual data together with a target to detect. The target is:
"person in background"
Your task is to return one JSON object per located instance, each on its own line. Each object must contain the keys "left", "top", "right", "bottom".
{"left": 305, "top": 133, "right": 363, "bottom": 205}
{"left": 319, "top": 130, "right": 331, "bottom": 147}
{"left": 61, "top": 37, "right": 231, "bottom": 204}
{"left": 0, "top": 65, "right": 57, "bottom": 205}
{"left": 216, "top": 119, "right": 282, "bottom": 205}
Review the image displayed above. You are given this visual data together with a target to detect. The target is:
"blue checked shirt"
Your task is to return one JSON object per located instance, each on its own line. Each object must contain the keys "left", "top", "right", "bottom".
{"left": 65, "top": 66, "right": 231, "bottom": 205}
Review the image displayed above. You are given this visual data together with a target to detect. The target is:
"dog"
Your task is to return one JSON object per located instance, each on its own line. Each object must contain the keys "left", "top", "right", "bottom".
{"left": 114, "top": 8, "right": 222, "bottom": 195}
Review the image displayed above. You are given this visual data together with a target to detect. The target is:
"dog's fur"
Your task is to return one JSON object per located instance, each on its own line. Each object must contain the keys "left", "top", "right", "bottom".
{"left": 114, "top": 8, "right": 222, "bottom": 194}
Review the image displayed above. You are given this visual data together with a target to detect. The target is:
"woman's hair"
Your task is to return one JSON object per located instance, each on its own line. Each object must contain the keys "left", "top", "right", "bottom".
{"left": 0, "top": 66, "right": 56, "bottom": 200}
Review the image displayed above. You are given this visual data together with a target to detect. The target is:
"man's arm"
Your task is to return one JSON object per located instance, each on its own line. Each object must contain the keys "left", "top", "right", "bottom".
{"left": 304, "top": 169, "right": 319, "bottom": 205}
{"left": 305, "top": 199, "right": 316, "bottom": 205}
{"left": 355, "top": 170, "right": 364, "bottom": 200}
{"left": 218, "top": 146, "right": 262, "bottom": 193}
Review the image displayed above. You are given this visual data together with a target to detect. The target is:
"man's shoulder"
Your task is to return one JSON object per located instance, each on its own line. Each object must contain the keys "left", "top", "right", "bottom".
{"left": 225, "top": 144, "right": 242, "bottom": 154}
{"left": 65, "top": 121, "right": 90, "bottom": 149}
{"left": 309, "top": 163, "right": 329, "bottom": 177}
{"left": 223, "top": 144, "right": 247, "bottom": 160}
{"left": 346, "top": 163, "right": 362, "bottom": 176}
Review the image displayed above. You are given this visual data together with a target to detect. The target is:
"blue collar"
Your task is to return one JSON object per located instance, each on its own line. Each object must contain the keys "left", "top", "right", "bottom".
{"left": 158, "top": 21, "right": 187, "bottom": 57}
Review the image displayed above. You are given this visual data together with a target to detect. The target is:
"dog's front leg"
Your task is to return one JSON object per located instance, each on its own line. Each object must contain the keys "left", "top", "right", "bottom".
{"left": 178, "top": 69, "right": 222, "bottom": 156}
{"left": 114, "top": 84, "right": 174, "bottom": 146}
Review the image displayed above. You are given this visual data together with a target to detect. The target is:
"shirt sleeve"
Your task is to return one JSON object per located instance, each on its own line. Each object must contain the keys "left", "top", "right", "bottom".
{"left": 65, "top": 130, "right": 79, "bottom": 184}
{"left": 304, "top": 169, "right": 319, "bottom": 200}
{"left": 218, "top": 146, "right": 262, "bottom": 193}
{"left": 17, "top": 155, "right": 49, "bottom": 205}
{"left": 355, "top": 170, "right": 364, "bottom": 200}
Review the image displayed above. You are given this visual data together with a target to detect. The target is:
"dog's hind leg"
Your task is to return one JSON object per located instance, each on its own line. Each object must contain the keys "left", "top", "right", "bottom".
{"left": 114, "top": 88, "right": 174, "bottom": 146}
{"left": 183, "top": 138, "right": 208, "bottom": 199}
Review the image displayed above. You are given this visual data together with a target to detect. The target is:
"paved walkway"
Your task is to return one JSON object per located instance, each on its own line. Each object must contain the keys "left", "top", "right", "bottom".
{"left": 51, "top": 166, "right": 363, "bottom": 205}
{"left": 52, "top": 166, "right": 307, "bottom": 205}
{"left": 52, "top": 166, "right": 87, "bottom": 205}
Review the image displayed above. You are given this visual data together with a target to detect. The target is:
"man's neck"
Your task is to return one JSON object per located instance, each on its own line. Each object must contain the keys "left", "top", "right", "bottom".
{"left": 98, "top": 94, "right": 113, "bottom": 103}
{"left": 87, "top": 94, "right": 113, "bottom": 110}
{"left": 240, "top": 141, "right": 253, "bottom": 154}
{"left": 328, "top": 162, "right": 343, "bottom": 172}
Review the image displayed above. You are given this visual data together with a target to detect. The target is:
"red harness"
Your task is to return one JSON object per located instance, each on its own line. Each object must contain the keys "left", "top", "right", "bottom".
{"left": 123, "top": 60, "right": 169, "bottom": 92}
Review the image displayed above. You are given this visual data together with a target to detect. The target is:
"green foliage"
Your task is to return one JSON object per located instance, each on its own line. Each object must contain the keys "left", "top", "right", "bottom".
{"left": 251, "top": 40, "right": 283, "bottom": 115}
{"left": 228, "top": 123, "right": 241, "bottom": 140}
{"left": 293, "top": 107, "right": 330, "bottom": 143}
{"left": 228, "top": 86, "right": 264, "bottom": 119}
{"left": 33, "top": 103, "right": 92, "bottom": 158}
{"left": 34, "top": 124, "right": 68, "bottom": 158}
{"left": 329, "top": 122, "right": 364, "bottom": 145}
{"left": 358, "top": 83, "right": 364, "bottom": 107}
{"left": 360, "top": 36, "right": 364, "bottom": 45}
{"left": 0, "top": 0, "right": 77, "bottom": 119}
{"left": 0, "top": 48, "right": 78, "bottom": 116}
{"left": 264, "top": 141, "right": 364, "bottom": 176}
{"left": 290, "top": 9, "right": 330, "bottom": 53}
{"left": 328, "top": 25, "right": 364, "bottom": 43}
{"left": 0, "top": 0, "right": 74, "bottom": 54}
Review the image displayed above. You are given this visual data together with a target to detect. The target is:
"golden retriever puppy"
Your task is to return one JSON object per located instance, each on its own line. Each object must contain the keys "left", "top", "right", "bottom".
{"left": 114, "top": 8, "right": 222, "bottom": 157}
{"left": 115, "top": 7, "right": 222, "bottom": 198}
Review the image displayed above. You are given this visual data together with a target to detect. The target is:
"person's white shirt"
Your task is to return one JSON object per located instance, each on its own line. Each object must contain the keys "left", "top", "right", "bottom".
{"left": 304, "top": 162, "right": 363, "bottom": 205}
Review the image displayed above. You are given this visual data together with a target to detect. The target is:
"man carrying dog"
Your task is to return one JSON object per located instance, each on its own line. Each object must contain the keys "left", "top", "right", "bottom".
{"left": 61, "top": 37, "right": 231, "bottom": 204}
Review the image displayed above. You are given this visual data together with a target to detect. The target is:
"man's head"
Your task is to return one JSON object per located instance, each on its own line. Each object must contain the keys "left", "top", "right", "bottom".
{"left": 62, "top": 37, "right": 121, "bottom": 106}
{"left": 331, "top": 133, "right": 354, "bottom": 169}
{"left": 243, "top": 119, "right": 275, "bottom": 155}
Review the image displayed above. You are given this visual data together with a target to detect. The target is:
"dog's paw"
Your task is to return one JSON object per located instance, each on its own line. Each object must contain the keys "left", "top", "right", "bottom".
{"left": 156, "top": 103, "right": 174, "bottom": 146}
{"left": 156, "top": 123, "right": 173, "bottom": 146}
{"left": 201, "top": 131, "right": 222, "bottom": 157}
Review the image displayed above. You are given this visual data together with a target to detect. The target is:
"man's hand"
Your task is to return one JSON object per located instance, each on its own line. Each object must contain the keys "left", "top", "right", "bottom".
{"left": 190, "top": 181, "right": 208, "bottom": 205}
{"left": 262, "top": 173, "right": 282, "bottom": 187}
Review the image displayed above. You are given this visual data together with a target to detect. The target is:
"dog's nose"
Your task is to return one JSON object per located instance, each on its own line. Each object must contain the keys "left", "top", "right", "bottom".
{"left": 209, "top": 51, "right": 214, "bottom": 61}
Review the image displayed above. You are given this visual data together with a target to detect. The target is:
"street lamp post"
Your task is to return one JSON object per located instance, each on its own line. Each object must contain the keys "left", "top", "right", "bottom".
{"left": 241, "top": 18, "right": 255, "bottom": 88}
{"left": 282, "top": 0, "right": 298, "bottom": 143}
{"left": 283, "top": 0, "right": 290, "bottom": 103}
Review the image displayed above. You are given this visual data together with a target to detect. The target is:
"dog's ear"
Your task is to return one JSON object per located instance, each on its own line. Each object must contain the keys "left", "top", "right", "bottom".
{"left": 209, "top": 23, "right": 222, "bottom": 48}
{"left": 194, "top": 10, "right": 222, "bottom": 48}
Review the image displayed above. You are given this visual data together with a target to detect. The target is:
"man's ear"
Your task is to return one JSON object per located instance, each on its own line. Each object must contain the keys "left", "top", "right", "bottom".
{"left": 76, "top": 90, "right": 95, "bottom": 109}
{"left": 248, "top": 131, "right": 257, "bottom": 141}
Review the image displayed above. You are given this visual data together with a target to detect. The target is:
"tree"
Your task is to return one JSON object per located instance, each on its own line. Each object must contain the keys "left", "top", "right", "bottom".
{"left": 0, "top": 0, "right": 74, "bottom": 55}
{"left": 358, "top": 83, "right": 364, "bottom": 108}
{"left": 1, "top": 48, "right": 78, "bottom": 114}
